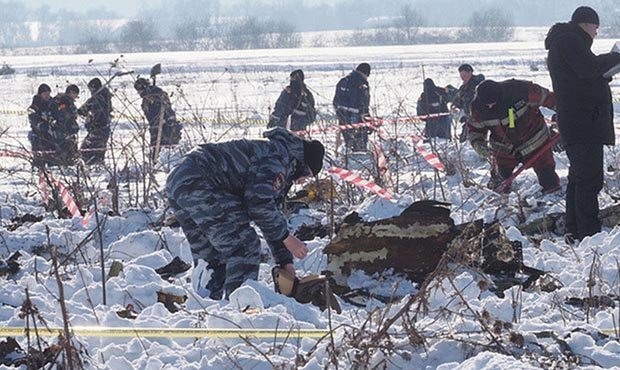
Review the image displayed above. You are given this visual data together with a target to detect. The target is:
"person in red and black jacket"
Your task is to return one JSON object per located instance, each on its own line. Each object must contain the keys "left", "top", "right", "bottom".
{"left": 469, "top": 79, "right": 560, "bottom": 193}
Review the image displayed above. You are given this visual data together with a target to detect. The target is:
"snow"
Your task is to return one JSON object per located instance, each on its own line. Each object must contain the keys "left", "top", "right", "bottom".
{"left": 0, "top": 37, "right": 620, "bottom": 369}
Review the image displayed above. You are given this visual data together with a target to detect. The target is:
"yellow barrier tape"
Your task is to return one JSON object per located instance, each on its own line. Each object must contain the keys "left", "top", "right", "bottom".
{"left": 0, "top": 326, "right": 330, "bottom": 339}
{"left": 0, "top": 326, "right": 616, "bottom": 340}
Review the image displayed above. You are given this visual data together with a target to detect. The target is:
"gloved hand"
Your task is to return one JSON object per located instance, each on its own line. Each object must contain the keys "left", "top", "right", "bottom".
{"left": 472, "top": 142, "right": 491, "bottom": 159}
{"left": 272, "top": 266, "right": 342, "bottom": 313}
{"left": 548, "top": 123, "right": 564, "bottom": 153}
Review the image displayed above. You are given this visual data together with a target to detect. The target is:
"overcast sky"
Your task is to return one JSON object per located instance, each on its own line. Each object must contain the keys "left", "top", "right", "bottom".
{"left": 21, "top": 0, "right": 141, "bottom": 16}
{"left": 14, "top": 0, "right": 617, "bottom": 27}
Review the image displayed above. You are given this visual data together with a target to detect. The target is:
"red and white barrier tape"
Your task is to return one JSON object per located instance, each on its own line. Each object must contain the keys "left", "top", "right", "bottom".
{"left": 38, "top": 172, "right": 49, "bottom": 204}
{"left": 328, "top": 166, "right": 393, "bottom": 200}
{"left": 372, "top": 142, "right": 388, "bottom": 176}
{"left": 39, "top": 173, "right": 92, "bottom": 226}
{"left": 411, "top": 137, "right": 445, "bottom": 172}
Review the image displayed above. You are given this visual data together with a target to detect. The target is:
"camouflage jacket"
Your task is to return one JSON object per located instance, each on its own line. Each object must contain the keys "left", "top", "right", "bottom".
{"left": 180, "top": 128, "right": 308, "bottom": 254}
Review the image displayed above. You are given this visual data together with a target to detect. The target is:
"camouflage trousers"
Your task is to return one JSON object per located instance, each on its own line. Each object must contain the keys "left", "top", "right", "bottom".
{"left": 166, "top": 164, "right": 260, "bottom": 300}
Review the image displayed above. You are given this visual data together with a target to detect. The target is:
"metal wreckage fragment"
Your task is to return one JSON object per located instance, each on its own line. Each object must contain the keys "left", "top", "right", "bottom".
{"left": 323, "top": 200, "right": 544, "bottom": 296}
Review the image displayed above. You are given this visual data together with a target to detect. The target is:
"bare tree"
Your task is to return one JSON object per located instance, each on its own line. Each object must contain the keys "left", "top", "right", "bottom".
{"left": 224, "top": 17, "right": 300, "bottom": 50}
{"left": 0, "top": 1, "right": 31, "bottom": 48}
{"left": 461, "top": 8, "right": 515, "bottom": 42}
{"left": 119, "top": 20, "right": 159, "bottom": 51}
{"left": 393, "top": 5, "right": 425, "bottom": 43}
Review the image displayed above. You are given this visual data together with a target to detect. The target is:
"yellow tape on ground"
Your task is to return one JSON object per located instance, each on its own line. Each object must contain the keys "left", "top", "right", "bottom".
{"left": 0, "top": 326, "right": 331, "bottom": 339}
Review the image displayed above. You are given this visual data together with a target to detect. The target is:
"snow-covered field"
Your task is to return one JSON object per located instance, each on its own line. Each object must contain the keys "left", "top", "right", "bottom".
{"left": 0, "top": 39, "right": 620, "bottom": 369}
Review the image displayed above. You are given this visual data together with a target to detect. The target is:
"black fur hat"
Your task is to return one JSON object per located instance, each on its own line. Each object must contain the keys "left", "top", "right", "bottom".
{"left": 303, "top": 140, "right": 325, "bottom": 176}
{"left": 356, "top": 63, "right": 371, "bottom": 76}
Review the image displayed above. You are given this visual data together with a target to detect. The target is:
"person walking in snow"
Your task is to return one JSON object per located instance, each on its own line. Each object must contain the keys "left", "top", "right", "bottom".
{"left": 267, "top": 69, "right": 317, "bottom": 132}
{"left": 452, "top": 64, "right": 485, "bottom": 142}
{"left": 27, "top": 83, "right": 57, "bottom": 168}
{"left": 78, "top": 78, "right": 112, "bottom": 165}
{"left": 469, "top": 79, "right": 561, "bottom": 194}
{"left": 333, "top": 63, "right": 371, "bottom": 152}
{"left": 416, "top": 78, "right": 452, "bottom": 140}
{"left": 52, "top": 84, "right": 80, "bottom": 166}
{"left": 134, "top": 77, "right": 182, "bottom": 160}
{"left": 545, "top": 6, "right": 620, "bottom": 241}
{"left": 166, "top": 128, "right": 325, "bottom": 300}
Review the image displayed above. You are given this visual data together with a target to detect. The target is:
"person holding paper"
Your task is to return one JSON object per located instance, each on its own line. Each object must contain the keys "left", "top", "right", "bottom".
{"left": 545, "top": 6, "right": 620, "bottom": 242}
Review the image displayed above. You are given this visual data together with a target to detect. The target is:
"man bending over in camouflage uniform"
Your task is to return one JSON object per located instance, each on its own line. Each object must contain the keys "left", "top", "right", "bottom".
{"left": 166, "top": 127, "right": 325, "bottom": 299}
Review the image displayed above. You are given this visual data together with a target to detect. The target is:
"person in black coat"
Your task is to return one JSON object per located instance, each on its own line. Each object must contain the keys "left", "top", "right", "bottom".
{"left": 333, "top": 63, "right": 371, "bottom": 152}
{"left": 452, "top": 64, "right": 485, "bottom": 142}
{"left": 27, "top": 84, "right": 57, "bottom": 168}
{"left": 416, "top": 78, "right": 451, "bottom": 139}
{"left": 52, "top": 84, "right": 80, "bottom": 166}
{"left": 79, "top": 78, "right": 113, "bottom": 165}
{"left": 545, "top": 6, "right": 620, "bottom": 241}
{"left": 267, "top": 69, "right": 317, "bottom": 132}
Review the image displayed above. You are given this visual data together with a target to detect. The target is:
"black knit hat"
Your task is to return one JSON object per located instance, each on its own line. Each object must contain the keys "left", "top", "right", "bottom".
{"left": 65, "top": 84, "right": 80, "bottom": 95}
{"left": 134, "top": 77, "right": 149, "bottom": 92}
{"left": 458, "top": 63, "right": 474, "bottom": 72}
{"left": 88, "top": 78, "right": 102, "bottom": 91}
{"left": 290, "top": 69, "right": 304, "bottom": 81}
{"left": 475, "top": 80, "right": 502, "bottom": 105}
{"left": 356, "top": 63, "right": 371, "bottom": 76}
{"left": 303, "top": 140, "right": 325, "bottom": 176}
{"left": 37, "top": 83, "right": 51, "bottom": 95}
{"left": 571, "top": 6, "right": 599, "bottom": 25}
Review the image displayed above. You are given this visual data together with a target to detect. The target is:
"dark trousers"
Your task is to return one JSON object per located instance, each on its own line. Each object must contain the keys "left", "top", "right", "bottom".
{"left": 565, "top": 143, "right": 604, "bottom": 239}
{"left": 495, "top": 147, "right": 560, "bottom": 192}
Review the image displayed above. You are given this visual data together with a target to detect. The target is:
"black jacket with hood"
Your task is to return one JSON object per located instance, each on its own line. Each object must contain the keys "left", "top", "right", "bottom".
{"left": 545, "top": 22, "right": 620, "bottom": 145}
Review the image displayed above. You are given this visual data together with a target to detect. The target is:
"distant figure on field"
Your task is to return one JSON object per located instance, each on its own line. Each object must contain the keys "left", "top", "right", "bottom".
{"left": 416, "top": 78, "right": 452, "bottom": 140}
{"left": 134, "top": 77, "right": 182, "bottom": 160}
{"left": 452, "top": 64, "right": 485, "bottom": 142}
{"left": 333, "top": 63, "right": 371, "bottom": 152}
{"left": 78, "top": 78, "right": 112, "bottom": 165}
{"left": 52, "top": 84, "right": 80, "bottom": 166}
{"left": 267, "top": 69, "right": 317, "bottom": 132}
{"left": 27, "top": 83, "right": 57, "bottom": 168}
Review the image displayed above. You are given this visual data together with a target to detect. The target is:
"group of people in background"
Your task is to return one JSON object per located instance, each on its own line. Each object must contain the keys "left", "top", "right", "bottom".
{"left": 262, "top": 6, "right": 619, "bottom": 247}
{"left": 27, "top": 76, "right": 181, "bottom": 168}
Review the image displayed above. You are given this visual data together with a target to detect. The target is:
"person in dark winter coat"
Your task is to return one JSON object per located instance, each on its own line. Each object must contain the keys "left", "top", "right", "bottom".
{"left": 333, "top": 63, "right": 371, "bottom": 152}
{"left": 166, "top": 128, "right": 325, "bottom": 300}
{"left": 267, "top": 69, "right": 317, "bottom": 132}
{"left": 52, "top": 84, "right": 80, "bottom": 166}
{"left": 469, "top": 79, "right": 560, "bottom": 193}
{"left": 27, "top": 84, "right": 57, "bottom": 168}
{"left": 416, "top": 78, "right": 452, "bottom": 139}
{"left": 545, "top": 6, "right": 620, "bottom": 240}
{"left": 453, "top": 64, "right": 485, "bottom": 142}
{"left": 134, "top": 77, "right": 182, "bottom": 160}
{"left": 78, "top": 78, "right": 112, "bottom": 165}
